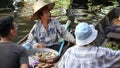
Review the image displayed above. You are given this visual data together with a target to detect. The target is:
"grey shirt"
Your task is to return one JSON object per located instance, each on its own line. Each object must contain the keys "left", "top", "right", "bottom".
{"left": 0, "top": 42, "right": 28, "bottom": 68}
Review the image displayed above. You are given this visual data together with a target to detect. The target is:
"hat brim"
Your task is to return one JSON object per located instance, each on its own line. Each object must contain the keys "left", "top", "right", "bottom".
{"left": 31, "top": 3, "right": 55, "bottom": 20}
{"left": 76, "top": 25, "right": 98, "bottom": 46}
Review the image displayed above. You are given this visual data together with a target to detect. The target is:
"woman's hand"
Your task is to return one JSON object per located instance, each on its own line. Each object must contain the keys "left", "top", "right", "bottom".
{"left": 37, "top": 43, "right": 46, "bottom": 48}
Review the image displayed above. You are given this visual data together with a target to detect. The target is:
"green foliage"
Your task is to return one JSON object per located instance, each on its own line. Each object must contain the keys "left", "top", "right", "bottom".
{"left": 21, "top": 0, "right": 70, "bottom": 21}
{"left": 50, "top": 0, "right": 71, "bottom": 21}
{"left": 44, "top": 0, "right": 51, "bottom": 3}
{"left": 54, "top": 0, "right": 71, "bottom": 9}
{"left": 106, "top": 42, "right": 120, "bottom": 50}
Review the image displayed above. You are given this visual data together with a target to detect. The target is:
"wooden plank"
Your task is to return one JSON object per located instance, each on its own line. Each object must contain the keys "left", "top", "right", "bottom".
{"left": 107, "top": 32, "right": 120, "bottom": 39}
{"left": 17, "top": 34, "right": 28, "bottom": 45}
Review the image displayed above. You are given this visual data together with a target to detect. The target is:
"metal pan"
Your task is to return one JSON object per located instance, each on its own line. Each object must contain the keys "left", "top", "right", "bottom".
{"left": 27, "top": 48, "right": 59, "bottom": 63}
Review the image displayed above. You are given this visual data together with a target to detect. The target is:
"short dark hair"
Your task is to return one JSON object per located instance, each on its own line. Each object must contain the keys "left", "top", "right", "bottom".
{"left": 0, "top": 16, "right": 14, "bottom": 37}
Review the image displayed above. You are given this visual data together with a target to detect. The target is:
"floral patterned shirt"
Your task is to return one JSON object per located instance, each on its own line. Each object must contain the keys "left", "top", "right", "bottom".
{"left": 25, "top": 18, "right": 75, "bottom": 48}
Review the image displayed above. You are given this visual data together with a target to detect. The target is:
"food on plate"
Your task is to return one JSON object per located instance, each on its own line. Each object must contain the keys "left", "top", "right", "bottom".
{"left": 29, "top": 51, "right": 57, "bottom": 68}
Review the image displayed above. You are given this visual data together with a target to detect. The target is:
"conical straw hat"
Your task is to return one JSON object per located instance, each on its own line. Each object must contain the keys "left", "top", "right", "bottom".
{"left": 31, "top": 0, "right": 55, "bottom": 20}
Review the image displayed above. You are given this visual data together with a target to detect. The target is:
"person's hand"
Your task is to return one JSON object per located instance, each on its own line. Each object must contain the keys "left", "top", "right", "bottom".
{"left": 37, "top": 43, "right": 45, "bottom": 48}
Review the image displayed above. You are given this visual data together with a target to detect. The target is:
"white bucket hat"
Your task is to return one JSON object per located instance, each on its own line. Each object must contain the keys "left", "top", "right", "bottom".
{"left": 75, "top": 22, "right": 98, "bottom": 46}
{"left": 31, "top": 0, "right": 55, "bottom": 20}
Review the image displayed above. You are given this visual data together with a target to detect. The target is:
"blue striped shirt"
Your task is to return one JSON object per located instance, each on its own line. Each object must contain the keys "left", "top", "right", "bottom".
{"left": 58, "top": 45, "right": 120, "bottom": 68}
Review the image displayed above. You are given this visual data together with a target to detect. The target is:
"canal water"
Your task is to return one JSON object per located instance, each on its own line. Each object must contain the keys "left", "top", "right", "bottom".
{"left": 0, "top": 7, "right": 68, "bottom": 43}
{"left": 14, "top": 16, "right": 35, "bottom": 42}
{"left": 0, "top": 11, "right": 35, "bottom": 42}
{"left": 0, "top": 2, "right": 118, "bottom": 43}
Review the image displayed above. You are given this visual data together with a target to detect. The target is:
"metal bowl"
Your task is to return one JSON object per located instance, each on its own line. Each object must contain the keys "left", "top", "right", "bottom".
{"left": 27, "top": 48, "right": 59, "bottom": 63}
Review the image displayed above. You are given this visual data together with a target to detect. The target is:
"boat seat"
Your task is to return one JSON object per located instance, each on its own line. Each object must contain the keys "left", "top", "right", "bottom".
{"left": 106, "top": 32, "right": 120, "bottom": 40}
{"left": 98, "top": 23, "right": 120, "bottom": 40}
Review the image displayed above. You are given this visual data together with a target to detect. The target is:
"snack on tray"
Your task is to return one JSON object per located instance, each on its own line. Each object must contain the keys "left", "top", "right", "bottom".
{"left": 36, "top": 51, "right": 57, "bottom": 63}
{"left": 29, "top": 51, "right": 57, "bottom": 68}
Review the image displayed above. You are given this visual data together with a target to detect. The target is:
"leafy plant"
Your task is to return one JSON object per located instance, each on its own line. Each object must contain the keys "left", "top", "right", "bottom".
{"left": 53, "top": 0, "right": 71, "bottom": 9}
{"left": 106, "top": 42, "right": 120, "bottom": 50}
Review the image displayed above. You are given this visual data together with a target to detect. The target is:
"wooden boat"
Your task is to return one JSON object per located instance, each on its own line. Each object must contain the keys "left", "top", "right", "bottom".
{"left": 17, "top": 16, "right": 75, "bottom": 57}
{"left": 94, "top": 7, "right": 120, "bottom": 47}
{"left": 17, "top": 17, "right": 76, "bottom": 68}
{"left": 17, "top": 7, "right": 120, "bottom": 67}
{"left": 18, "top": 7, "right": 120, "bottom": 51}
{"left": 66, "top": 7, "right": 120, "bottom": 46}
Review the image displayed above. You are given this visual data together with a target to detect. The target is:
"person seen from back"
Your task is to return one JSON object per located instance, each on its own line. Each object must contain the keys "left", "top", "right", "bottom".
{"left": 58, "top": 22, "right": 120, "bottom": 68}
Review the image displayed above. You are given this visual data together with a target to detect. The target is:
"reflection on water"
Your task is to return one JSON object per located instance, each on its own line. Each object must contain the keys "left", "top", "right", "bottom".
{"left": 68, "top": 6, "right": 117, "bottom": 25}
{"left": 0, "top": 11, "right": 35, "bottom": 42}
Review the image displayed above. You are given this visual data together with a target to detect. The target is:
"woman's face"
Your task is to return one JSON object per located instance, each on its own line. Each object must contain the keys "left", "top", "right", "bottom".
{"left": 40, "top": 8, "right": 51, "bottom": 20}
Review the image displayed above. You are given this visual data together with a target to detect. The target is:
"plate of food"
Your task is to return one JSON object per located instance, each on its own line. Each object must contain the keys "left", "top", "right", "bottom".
{"left": 27, "top": 48, "right": 59, "bottom": 68}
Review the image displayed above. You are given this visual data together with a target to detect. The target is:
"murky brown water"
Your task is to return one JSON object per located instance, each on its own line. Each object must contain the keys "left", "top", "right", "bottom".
{"left": 0, "top": 4, "right": 117, "bottom": 43}
{"left": 0, "top": 12, "right": 35, "bottom": 42}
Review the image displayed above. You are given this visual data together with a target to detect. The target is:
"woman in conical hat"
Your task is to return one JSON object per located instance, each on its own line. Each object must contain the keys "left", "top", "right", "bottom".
{"left": 23, "top": 0, "right": 75, "bottom": 51}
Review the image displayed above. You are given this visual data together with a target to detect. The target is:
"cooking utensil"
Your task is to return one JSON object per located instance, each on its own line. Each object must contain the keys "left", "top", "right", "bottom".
{"left": 27, "top": 48, "right": 59, "bottom": 63}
